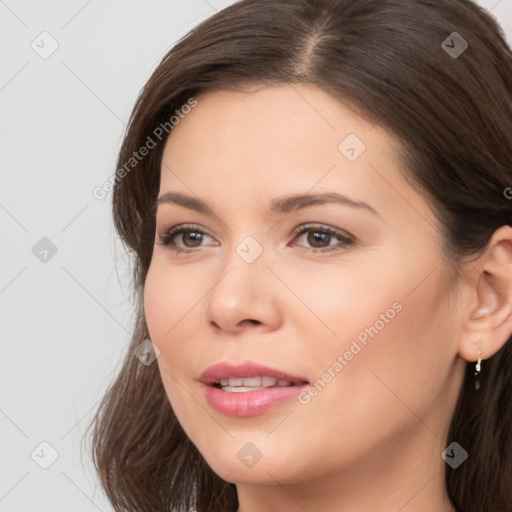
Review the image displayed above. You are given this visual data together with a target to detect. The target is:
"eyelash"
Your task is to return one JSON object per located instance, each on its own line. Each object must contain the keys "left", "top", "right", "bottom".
{"left": 155, "top": 223, "right": 356, "bottom": 254}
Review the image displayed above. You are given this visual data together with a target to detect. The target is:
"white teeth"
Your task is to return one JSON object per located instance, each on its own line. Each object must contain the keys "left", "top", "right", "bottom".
{"left": 262, "top": 376, "right": 277, "bottom": 387}
{"left": 243, "top": 377, "right": 262, "bottom": 386}
{"left": 221, "top": 386, "right": 266, "bottom": 392}
{"left": 216, "top": 376, "right": 294, "bottom": 388}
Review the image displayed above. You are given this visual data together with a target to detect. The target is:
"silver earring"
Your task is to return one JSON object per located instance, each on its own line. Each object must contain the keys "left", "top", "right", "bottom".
{"left": 474, "top": 348, "right": 483, "bottom": 391}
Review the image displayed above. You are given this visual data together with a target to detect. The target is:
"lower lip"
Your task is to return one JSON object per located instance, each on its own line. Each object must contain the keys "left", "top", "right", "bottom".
{"left": 202, "top": 383, "right": 309, "bottom": 416}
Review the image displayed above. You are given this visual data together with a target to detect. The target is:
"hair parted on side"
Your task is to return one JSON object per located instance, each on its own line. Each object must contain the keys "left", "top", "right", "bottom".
{"left": 86, "top": 1, "right": 512, "bottom": 511}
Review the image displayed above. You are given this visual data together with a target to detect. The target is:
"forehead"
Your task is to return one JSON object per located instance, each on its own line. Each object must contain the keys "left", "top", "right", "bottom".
{"left": 158, "top": 84, "right": 435, "bottom": 229}
{"left": 162, "top": 84, "right": 384, "bottom": 167}
{"left": 161, "top": 84, "right": 386, "bottom": 183}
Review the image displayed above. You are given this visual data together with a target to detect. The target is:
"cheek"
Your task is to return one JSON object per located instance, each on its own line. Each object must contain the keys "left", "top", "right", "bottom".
{"left": 143, "top": 265, "right": 204, "bottom": 422}
{"left": 284, "top": 259, "right": 406, "bottom": 355}
{"left": 310, "top": 264, "right": 456, "bottom": 430}
{"left": 144, "top": 272, "right": 171, "bottom": 346}
{"left": 143, "top": 261, "right": 205, "bottom": 346}
{"left": 296, "top": 250, "right": 452, "bottom": 382}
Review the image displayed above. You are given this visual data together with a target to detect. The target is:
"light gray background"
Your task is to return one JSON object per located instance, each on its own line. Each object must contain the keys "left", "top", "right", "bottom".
{"left": 1, "top": 1, "right": 510, "bottom": 510}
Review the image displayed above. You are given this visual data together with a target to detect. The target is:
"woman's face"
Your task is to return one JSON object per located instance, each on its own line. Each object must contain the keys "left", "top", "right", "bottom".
{"left": 144, "top": 84, "right": 466, "bottom": 488}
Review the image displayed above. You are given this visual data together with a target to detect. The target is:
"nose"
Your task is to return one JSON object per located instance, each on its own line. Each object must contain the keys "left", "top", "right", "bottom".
{"left": 205, "top": 242, "right": 283, "bottom": 334}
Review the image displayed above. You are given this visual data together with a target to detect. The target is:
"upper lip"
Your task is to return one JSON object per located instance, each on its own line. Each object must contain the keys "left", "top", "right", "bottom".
{"left": 199, "top": 362, "right": 309, "bottom": 385}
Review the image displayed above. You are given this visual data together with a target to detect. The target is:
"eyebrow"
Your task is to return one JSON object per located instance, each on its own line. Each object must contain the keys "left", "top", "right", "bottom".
{"left": 156, "top": 191, "right": 379, "bottom": 216}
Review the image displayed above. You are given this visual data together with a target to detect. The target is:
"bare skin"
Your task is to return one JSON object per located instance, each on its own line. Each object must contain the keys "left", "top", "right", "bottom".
{"left": 143, "top": 83, "right": 512, "bottom": 512}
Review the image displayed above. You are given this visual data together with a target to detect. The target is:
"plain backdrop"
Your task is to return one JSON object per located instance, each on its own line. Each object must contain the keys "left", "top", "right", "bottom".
{"left": 1, "top": 1, "right": 511, "bottom": 510}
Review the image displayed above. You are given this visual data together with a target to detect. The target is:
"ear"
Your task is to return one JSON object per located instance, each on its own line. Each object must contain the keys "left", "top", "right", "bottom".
{"left": 459, "top": 225, "right": 512, "bottom": 363}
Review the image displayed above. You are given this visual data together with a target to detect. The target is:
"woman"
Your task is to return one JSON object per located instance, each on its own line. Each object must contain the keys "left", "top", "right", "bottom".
{"left": 88, "top": 1, "right": 512, "bottom": 511}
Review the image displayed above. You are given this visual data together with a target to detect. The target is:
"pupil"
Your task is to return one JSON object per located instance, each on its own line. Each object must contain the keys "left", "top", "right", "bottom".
{"left": 308, "top": 231, "right": 330, "bottom": 248}
{"left": 184, "top": 231, "right": 202, "bottom": 247}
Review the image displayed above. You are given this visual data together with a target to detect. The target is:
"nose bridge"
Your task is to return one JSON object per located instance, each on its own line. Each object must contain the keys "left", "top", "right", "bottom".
{"left": 205, "top": 232, "right": 281, "bottom": 330}
{"left": 213, "top": 233, "right": 268, "bottom": 301}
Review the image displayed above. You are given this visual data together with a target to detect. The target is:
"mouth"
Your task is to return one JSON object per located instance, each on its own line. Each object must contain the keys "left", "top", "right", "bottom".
{"left": 199, "top": 361, "right": 310, "bottom": 391}
{"left": 210, "top": 376, "right": 309, "bottom": 392}
{"left": 200, "top": 366, "right": 311, "bottom": 416}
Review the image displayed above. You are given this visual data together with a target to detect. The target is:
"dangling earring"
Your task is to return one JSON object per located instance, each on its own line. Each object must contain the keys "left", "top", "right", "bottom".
{"left": 474, "top": 348, "right": 483, "bottom": 391}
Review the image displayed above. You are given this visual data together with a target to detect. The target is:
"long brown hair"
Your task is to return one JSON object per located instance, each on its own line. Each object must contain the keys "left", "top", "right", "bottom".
{"left": 86, "top": 1, "right": 512, "bottom": 511}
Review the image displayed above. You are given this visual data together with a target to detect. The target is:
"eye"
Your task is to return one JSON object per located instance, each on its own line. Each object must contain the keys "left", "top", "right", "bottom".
{"left": 290, "top": 224, "right": 355, "bottom": 253}
{"left": 155, "top": 223, "right": 356, "bottom": 254}
{"left": 155, "top": 224, "right": 217, "bottom": 253}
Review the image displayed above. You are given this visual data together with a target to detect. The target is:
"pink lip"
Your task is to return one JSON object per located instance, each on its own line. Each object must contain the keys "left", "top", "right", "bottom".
{"left": 202, "top": 383, "right": 309, "bottom": 416}
{"left": 198, "top": 362, "right": 310, "bottom": 417}
{"left": 199, "top": 362, "right": 308, "bottom": 385}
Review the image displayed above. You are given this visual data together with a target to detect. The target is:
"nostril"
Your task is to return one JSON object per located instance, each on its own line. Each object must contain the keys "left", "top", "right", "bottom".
{"left": 209, "top": 319, "right": 262, "bottom": 330}
{"left": 239, "top": 319, "right": 262, "bottom": 327}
